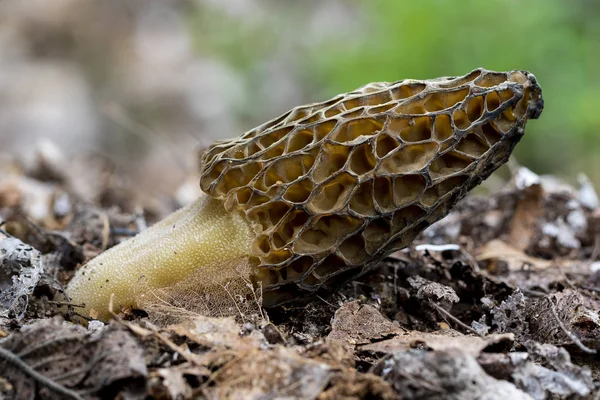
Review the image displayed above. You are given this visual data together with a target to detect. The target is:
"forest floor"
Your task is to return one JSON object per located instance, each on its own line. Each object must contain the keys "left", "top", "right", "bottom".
{"left": 0, "top": 146, "right": 599, "bottom": 400}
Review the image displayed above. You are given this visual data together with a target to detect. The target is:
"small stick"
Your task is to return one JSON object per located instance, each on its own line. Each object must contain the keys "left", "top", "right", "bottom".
{"left": 73, "top": 312, "right": 94, "bottom": 322}
{"left": 108, "top": 293, "right": 202, "bottom": 365}
{"left": 316, "top": 295, "right": 336, "bottom": 308}
{"left": 429, "top": 300, "right": 483, "bottom": 337}
{"left": 134, "top": 206, "right": 148, "bottom": 232}
{"left": 547, "top": 298, "right": 596, "bottom": 354}
{"left": 47, "top": 300, "right": 85, "bottom": 308}
{"left": 520, "top": 289, "right": 547, "bottom": 298}
{"left": 0, "top": 347, "right": 84, "bottom": 400}
{"left": 110, "top": 228, "right": 140, "bottom": 237}
{"left": 581, "top": 285, "right": 600, "bottom": 293}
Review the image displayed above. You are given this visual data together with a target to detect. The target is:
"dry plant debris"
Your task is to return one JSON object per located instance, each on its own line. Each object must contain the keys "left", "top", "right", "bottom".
{"left": 360, "top": 330, "right": 515, "bottom": 356}
{"left": 327, "top": 301, "right": 404, "bottom": 345}
{"left": 0, "top": 317, "right": 146, "bottom": 399}
{"left": 372, "top": 350, "right": 532, "bottom": 399}
{"left": 0, "top": 231, "right": 43, "bottom": 320}
{"left": 2, "top": 69, "right": 600, "bottom": 399}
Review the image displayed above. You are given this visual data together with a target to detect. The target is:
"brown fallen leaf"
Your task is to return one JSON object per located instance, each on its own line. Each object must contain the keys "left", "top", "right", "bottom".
{"left": 360, "top": 330, "right": 514, "bottom": 356}
{"left": 156, "top": 366, "right": 194, "bottom": 400}
{"left": 318, "top": 368, "right": 397, "bottom": 400}
{"left": 477, "top": 239, "right": 553, "bottom": 270}
{"left": 527, "top": 289, "right": 600, "bottom": 350}
{"left": 507, "top": 177, "right": 544, "bottom": 250}
{"left": 168, "top": 314, "right": 262, "bottom": 352}
{"left": 204, "top": 346, "right": 332, "bottom": 400}
{"left": 479, "top": 341, "right": 595, "bottom": 398}
{"left": 327, "top": 301, "right": 404, "bottom": 345}
{"left": 0, "top": 316, "right": 146, "bottom": 399}
{"left": 372, "top": 349, "right": 531, "bottom": 399}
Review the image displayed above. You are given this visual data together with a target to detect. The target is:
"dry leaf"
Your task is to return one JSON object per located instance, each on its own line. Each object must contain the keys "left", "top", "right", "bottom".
{"left": 507, "top": 182, "right": 544, "bottom": 250}
{"left": 168, "top": 315, "right": 261, "bottom": 352}
{"left": 327, "top": 301, "right": 404, "bottom": 345}
{"left": 477, "top": 239, "right": 553, "bottom": 270}
{"left": 360, "top": 330, "right": 514, "bottom": 356}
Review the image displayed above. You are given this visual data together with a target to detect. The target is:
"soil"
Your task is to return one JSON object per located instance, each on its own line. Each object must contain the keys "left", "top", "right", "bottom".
{"left": 0, "top": 146, "right": 599, "bottom": 400}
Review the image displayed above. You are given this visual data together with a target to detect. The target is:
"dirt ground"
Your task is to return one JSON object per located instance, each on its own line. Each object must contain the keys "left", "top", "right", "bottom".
{"left": 1, "top": 144, "right": 599, "bottom": 399}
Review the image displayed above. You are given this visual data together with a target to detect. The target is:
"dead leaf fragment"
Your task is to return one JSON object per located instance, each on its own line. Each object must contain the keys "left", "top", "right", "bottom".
{"left": 157, "top": 367, "right": 193, "bottom": 400}
{"left": 0, "top": 233, "right": 43, "bottom": 320}
{"left": 205, "top": 346, "right": 332, "bottom": 400}
{"left": 477, "top": 239, "right": 552, "bottom": 270}
{"left": 480, "top": 342, "right": 596, "bottom": 398}
{"left": 327, "top": 301, "right": 404, "bottom": 345}
{"left": 318, "top": 368, "right": 397, "bottom": 400}
{"left": 168, "top": 315, "right": 262, "bottom": 352}
{"left": 527, "top": 290, "right": 600, "bottom": 349}
{"left": 372, "top": 349, "right": 531, "bottom": 399}
{"left": 360, "top": 330, "right": 514, "bottom": 357}
{"left": 507, "top": 181, "right": 544, "bottom": 250}
{"left": 0, "top": 317, "right": 147, "bottom": 399}
{"left": 407, "top": 276, "right": 460, "bottom": 304}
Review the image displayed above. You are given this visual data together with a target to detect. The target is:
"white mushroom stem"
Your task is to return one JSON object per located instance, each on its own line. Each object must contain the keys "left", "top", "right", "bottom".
{"left": 65, "top": 193, "right": 253, "bottom": 320}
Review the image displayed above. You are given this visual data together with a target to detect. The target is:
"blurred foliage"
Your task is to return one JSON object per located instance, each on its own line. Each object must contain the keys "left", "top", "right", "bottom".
{"left": 187, "top": 0, "right": 600, "bottom": 184}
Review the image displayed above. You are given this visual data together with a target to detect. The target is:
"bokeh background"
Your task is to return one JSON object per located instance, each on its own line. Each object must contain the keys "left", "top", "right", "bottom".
{"left": 1, "top": 0, "right": 599, "bottom": 199}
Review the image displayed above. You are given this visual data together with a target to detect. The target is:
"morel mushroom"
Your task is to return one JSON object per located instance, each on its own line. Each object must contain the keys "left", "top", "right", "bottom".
{"left": 66, "top": 68, "right": 543, "bottom": 320}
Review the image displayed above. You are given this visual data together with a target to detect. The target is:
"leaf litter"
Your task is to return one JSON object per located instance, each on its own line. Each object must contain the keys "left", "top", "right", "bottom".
{"left": 0, "top": 144, "right": 599, "bottom": 399}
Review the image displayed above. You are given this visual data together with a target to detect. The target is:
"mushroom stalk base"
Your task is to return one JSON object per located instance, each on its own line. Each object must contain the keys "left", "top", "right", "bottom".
{"left": 65, "top": 193, "right": 254, "bottom": 321}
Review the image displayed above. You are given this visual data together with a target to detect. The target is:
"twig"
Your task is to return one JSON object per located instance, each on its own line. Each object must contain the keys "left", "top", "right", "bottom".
{"left": 47, "top": 300, "right": 86, "bottom": 308}
{"left": 0, "top": 347, "right": 84, "bottom": 400}
{"left": 393, "top": 263, "right": 398, "bottom": 295}
{"left": 316, "top": 295, "right": 336, "bottom": 308}
{"left": 459, "top": 248, "right": 481, "bottom": 273}
{"left": 108, "top": 293, "right": 203, "bottom": 365}
{"left": 219, "top": 280, "right": 246, "bottom": 323}
{"left": 17, "top": 334, "right": 86, "bottom": 358}
{"left": 429, "top": 300, "right": 483, "bottom": 337}
{"left": 134, "top": 206, "right": 147, "bottom": 232}
{"left": 581, "top": 285, "right": 600, "bottom": 293}
{"left": 520, "top": 289, "right": 548, "bottom": 298}
{"left": 202, "top": 352, "right": 244, "bottom": 388}
{"left": 110, "top": 227, "right": 140, "bottom": 237}
{"left": 243, "top": 274, "right": 266, "bottom": 324}
{"left": 73, "top": 312, "right": 94, "bottom": 322}
{"left": 547, "top": 298, "right": 596, "bottom": 354}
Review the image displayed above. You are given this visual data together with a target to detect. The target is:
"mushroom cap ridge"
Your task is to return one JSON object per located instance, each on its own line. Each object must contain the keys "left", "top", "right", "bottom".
{"left": 199, "top": 68, "right": 544, "bottom": 305}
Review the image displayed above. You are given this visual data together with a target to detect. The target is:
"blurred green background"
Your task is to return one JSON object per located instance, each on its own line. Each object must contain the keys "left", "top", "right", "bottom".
{"left": 1, "top": 0, "right": 599, "bottom": 192}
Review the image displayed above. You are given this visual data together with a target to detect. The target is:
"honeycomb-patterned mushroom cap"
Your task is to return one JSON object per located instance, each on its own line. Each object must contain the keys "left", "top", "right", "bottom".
{"left": 200, "top": 68, "right": 543, "bottom": 305}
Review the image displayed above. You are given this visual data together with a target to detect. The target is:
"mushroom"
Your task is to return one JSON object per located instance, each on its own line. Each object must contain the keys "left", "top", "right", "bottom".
{"left": 66, "top": 68, "right": 544, "bottom": 320}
